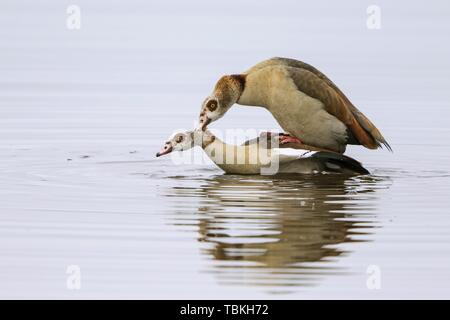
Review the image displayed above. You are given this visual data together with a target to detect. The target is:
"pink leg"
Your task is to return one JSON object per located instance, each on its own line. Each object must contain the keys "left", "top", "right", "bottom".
{"left": 279, "top": 134, "right": 302, "bottom": 145}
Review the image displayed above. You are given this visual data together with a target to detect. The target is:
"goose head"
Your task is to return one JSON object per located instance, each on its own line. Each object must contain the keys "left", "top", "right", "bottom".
{"left": 198, "top": 74, "right": 246, "bottom": 131}
{"left": 156, "top": 131, "right": 195, "bottom": 157}
{"left": 156, "top": 130, "right": 216, "bottom": 157}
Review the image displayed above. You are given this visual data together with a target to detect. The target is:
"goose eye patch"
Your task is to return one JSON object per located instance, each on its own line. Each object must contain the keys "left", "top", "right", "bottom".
{"left": 206, "top": 100, "right": 217, "bottom": 111}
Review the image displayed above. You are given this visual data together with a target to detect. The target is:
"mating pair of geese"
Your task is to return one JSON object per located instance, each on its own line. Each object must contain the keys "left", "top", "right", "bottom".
{"left": 156, "top": 57, "right": 391, "bottom": 175}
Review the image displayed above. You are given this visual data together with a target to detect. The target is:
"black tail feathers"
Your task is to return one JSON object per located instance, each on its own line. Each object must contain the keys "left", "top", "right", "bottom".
{"left": 312, "top": 152, "right": 370, "bottom": 175}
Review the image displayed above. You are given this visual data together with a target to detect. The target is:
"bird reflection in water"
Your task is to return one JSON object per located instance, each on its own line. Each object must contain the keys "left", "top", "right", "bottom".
{"left": 164, "top": 173, "right": 387, "bottom": 290}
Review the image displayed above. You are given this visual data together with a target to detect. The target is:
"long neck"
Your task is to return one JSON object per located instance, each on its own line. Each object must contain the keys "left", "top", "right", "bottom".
{"left": 201, "top": 135, "right": 231, "bottom": 169}
{"left": 201, "top": 134, "right": 225, "bottom": 157}
{"left": 213, "top": 74, "right": 246, "bottom": 109}
{"left": 201, "top": 134, "right": 269, "bottom": 173}
{"left": 236, "top": 69, "right": 271, "bottom": 107}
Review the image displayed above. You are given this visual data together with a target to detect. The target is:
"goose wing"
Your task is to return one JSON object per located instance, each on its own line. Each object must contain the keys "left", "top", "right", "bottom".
{"left": 269, "top": 148, "right": 312, "bottom": 165}
{"left": 246, "top": 57, "right": 391, "bottom": 151}
{"left": 286, "top": 66, "right": 391, "bottom": 151}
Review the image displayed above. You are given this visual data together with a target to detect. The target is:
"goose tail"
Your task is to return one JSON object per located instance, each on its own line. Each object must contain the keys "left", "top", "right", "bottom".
{"left": 349, "top": 107, "right": 392, "bottom": 152}
{"left": 312, "top": 152, "right": 370, "bottom": 175}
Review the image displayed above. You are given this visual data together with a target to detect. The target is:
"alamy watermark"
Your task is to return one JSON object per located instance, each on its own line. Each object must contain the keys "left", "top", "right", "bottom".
{"left": 66, "top": 265, "right": 81, "bottom": 290}
{"left": 366, "top": 264, "right": 381, "bottom": 290}
{"left": 366, "top": 5, "right": 381, "bottom": 30}
{"left": 66, "top": 5, "right": 81, "bottom": 30}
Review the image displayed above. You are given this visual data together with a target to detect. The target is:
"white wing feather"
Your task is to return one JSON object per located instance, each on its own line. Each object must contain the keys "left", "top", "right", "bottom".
{"left": 270, "top": 148, "right": 317, "bottom": 165}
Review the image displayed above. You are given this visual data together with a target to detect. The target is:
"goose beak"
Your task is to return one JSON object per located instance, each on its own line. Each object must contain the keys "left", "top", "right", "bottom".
{"left": 198, "top": 116, "right": 211, "bottom": 131}
{"left": 156, "top": 142, "right": 173, "bottom": 157}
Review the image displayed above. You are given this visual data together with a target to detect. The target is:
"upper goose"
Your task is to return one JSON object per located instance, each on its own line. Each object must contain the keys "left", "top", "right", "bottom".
{"left": 197, "top": 57, "right": 391, "bottom": 154}
{"left": 156, "top": 130, "right": 369, "bottom": 175}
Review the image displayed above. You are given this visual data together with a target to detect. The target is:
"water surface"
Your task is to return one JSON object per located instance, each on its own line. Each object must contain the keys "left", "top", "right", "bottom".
{"left": 1, "top": 0, "right": 450, "bottom": 299}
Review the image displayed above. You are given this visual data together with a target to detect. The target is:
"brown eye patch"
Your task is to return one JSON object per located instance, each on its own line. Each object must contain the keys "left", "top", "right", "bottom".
{"left": 175, "top": 135, "right": 184, "bottom": 143}
{"left": 206, "top": 100, "right": 218, "bottom": 112}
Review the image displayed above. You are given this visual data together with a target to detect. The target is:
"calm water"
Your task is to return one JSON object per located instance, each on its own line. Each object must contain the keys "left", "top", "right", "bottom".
{"left": 1, "top": 1, "right": 450, "bottom": 298}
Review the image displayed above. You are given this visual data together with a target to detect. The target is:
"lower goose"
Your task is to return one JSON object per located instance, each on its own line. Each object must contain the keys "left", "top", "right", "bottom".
{"left": 156, "top": 130, "right": 369, "bottom": 175}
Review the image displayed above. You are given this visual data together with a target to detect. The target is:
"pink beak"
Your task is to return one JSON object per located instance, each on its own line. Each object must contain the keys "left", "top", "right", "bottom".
{"left": 156, "top": 142, "right": 173, "bottom": 157}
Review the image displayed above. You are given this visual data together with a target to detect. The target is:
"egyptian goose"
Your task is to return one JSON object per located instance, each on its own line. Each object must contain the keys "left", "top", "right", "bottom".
{"left": 156, "top": 130, "right": 369, "bottom": 175}
{"left": 198, "top": 57, "right": 391, "bottom": 153}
